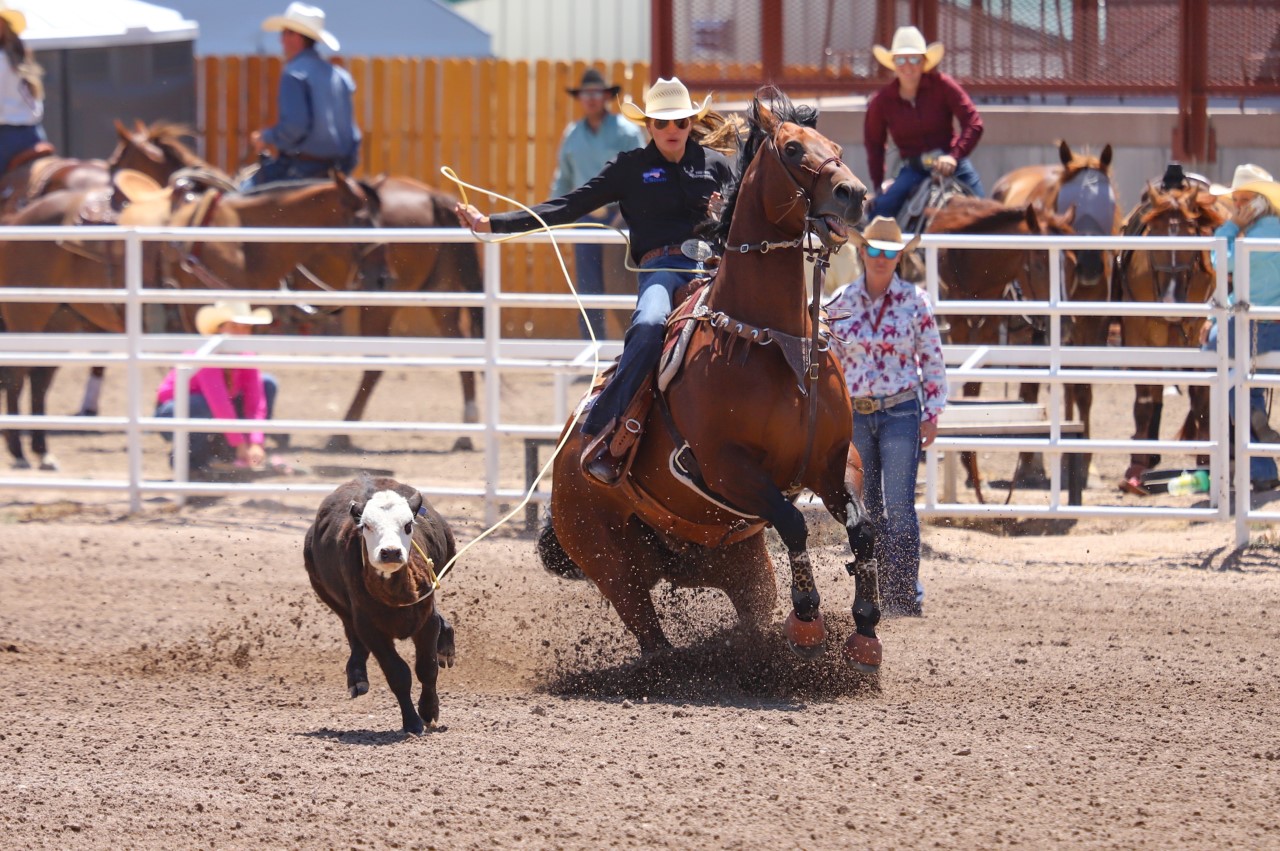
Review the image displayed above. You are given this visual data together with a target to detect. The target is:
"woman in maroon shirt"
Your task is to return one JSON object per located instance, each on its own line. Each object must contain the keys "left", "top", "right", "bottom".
{"left": 864, "top": 26, "right": 984, "bottom": 219}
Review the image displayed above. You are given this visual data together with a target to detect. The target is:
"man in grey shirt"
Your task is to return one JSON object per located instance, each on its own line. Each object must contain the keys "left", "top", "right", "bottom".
{"left": 553, "top": 69, "right": 645, "bottom": 339}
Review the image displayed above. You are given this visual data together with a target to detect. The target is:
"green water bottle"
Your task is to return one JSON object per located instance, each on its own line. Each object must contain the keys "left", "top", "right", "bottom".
{"left": 1167, "top": 470, "right": 1210, "bottom": 496}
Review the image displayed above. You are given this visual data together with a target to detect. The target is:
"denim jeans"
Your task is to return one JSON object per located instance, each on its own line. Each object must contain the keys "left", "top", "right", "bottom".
{"left": 852, "top": 397, "right": 925, "bottom": 611}
{"left": 572, "top": 211, "right": 611, "bottom": 339}
{"left": 156, "top": 374, "right": 278, "bottom": 469}
{"left": 868, "top": 158, "right": 984, "bottom": 220}
{"left": 0, "top": 123, "right": 46, "bottom": 174}
{"left": 1205, "top": 320, "right": 1280, "bottom": 481}
{"left": 582, "top": 253, "right": 701, "bottom": 435}
{"left": 241, "top": 156, "right": 348, "bottom": 190}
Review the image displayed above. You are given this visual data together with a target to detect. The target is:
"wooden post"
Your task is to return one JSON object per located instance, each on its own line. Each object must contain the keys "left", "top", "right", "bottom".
{"left": 651, "top": 0, "right": 674, "bottom": 81}
{"left": 1175, "top": 0, "right": 1212, "bottom": 163}
{"left": 762, "top": 0, "right": 783, "bottom": 85}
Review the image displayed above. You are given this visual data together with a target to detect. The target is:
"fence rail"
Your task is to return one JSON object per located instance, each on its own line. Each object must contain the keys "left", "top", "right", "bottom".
{"left": 1, "top": 227, "right": 1277, "bottom": 545}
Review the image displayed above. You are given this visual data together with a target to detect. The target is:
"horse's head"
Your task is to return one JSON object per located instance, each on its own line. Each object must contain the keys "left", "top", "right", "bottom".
{"left": 717, "top": 91, "right": 866, "bottom": 251}
{"left": 107, "top": 120, "right": 207, "bottom": 186}
{"left": 1055, "top": 141, "right": 1118, "bottom": 287}
{"left": 1132, "top": 183, "right": 1226, "bottom": 304}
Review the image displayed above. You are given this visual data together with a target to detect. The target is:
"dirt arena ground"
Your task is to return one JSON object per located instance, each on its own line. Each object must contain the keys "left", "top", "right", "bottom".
{"left": 2, "top": 365, "right": 1279, "bottom": 849}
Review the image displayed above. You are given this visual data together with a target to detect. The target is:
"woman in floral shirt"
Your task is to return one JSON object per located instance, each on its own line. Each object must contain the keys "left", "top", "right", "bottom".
{"left": 826, "top": 217, "right": 948, "bottom": 616}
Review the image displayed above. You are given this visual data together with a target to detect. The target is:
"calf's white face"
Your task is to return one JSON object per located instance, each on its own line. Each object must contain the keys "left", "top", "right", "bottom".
{"left": 356, "top": 490, "right": 415, "bottom": 576}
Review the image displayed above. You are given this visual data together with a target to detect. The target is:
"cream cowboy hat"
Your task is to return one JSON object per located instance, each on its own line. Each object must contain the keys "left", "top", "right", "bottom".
{"left": 852, "top": 216, "right": 921, "bottom": 255}
{"left": 1229, "top": 180, "right": 1280, "bottom": 214}
{"left": 0, "top": 2, "right": 27, "bottom": 35}
{"left": 1209, "top": 163, "right": 1274, "bottom": 196}
{"left": 195, "top": 301, "right": 273, "bottom": 336}
{"left": 262, "top": 2, "right": 340, "bottom": 51}
{"left": 619, "top": 77, "right": 712, "bottom": 126}
{"left": 873, "top": 26, "right": 945, "bottom": 73}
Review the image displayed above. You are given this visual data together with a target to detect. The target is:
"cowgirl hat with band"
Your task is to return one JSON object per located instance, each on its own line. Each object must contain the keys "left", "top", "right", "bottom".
{"left": 620, "top": 77, "right": 712, "bottom": 126}
{"left": 872, "top": 26, "right": 944, "bottom": 73}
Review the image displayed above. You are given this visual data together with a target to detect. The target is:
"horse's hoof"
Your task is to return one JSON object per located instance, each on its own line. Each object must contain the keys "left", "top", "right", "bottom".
{"left": 783, "top": 610, "right": 827, "bottom": 660}
{"left": 842, "top": 633, "right": 882, "bottom": 673}
{"left": 451, "top": 436, "right": 475, "bottom": 452}
{"left": 10, "top": 458, "right": 31, "bottom": 470}
{"left": 348, "top": 680, "right": 369, "bottom": 698}
{"left": 38, "top": 455, "right": 59, "bottom": 472}
{"left": 403, "top": 716, "right": 425, "bottom": 737}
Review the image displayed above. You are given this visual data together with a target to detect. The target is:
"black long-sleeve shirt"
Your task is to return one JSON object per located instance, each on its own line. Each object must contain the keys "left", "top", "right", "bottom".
{"left": 490, "top": 139, "right": 734, "bottom": 264}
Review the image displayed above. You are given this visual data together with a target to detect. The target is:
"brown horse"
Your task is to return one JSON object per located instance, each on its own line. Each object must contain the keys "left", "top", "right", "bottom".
{"left": 0, "top": 147, "right": 110, "bottom": 223}
{"left": 992, "top": 140, "right": 1122, "bottom": 483}
{"left": 0, "top": 176, "right": 379, "bottom": 467}
{"left": 927, "top": 196, "right": 1076, "bottom": 501}
{"left": 536, "top": 94, "right": 879, "bottom": 667}
{"left": 1113, "top": 183, "right": 1228, "bottom": 490}
{"left": 104, "top": 120, "right": 219, "bottom": 187}
{"left": 298, "top": 174, "right": 484, "bottom": 452}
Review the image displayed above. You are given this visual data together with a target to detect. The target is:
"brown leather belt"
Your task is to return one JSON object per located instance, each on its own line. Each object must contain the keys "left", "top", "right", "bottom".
{"left": 639, "top": 244, "right": 687, "bottom": 266}
{"left": 851, "top": 388, "right": 917, "bottom": 415}
{"left": 293, "top": 153, "right": 339, "bottom": 164}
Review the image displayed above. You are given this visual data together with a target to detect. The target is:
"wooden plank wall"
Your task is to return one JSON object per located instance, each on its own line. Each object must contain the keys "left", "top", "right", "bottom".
{"left": 197, "top": 57, "right": 651, "bottom": 338}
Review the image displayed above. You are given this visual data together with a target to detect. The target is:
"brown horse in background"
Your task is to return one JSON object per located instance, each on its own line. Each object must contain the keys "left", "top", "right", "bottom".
{"left": 537, "top": 94, "right": 881, "bottom": 668}
{"left": 1113, "top": 183, "right": 1228, "bottom": 491}
{"left": 992, "top": 140, "right": 1122, "bottom": 484}
{"left": 0, "top": 145, "right": 110, "bottom": 223}
{"left": 927, "top": 196, "right": 1076, "bottom": 501}
{"left": 300, "top": 174, "right": 484, "bottom": 452}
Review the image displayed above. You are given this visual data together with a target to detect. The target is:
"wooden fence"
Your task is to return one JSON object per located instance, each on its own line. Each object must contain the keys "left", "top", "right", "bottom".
{"left": 198, "top": 57, "right": 651, "bottom": 338}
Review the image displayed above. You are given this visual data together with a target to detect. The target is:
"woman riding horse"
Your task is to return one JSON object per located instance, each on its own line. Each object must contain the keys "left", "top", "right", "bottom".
{"left": 457, "top": 77, "right": 734, "bottom": 485}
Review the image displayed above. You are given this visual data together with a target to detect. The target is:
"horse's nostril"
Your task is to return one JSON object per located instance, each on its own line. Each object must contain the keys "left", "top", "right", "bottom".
{"left": 378, "top": 547, "right": 403, "bottom": 563}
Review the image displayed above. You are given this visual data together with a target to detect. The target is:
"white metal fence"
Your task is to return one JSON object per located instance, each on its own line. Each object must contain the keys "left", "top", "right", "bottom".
{"left": 0, "top": 227, "right": 1276, "bottom": 545}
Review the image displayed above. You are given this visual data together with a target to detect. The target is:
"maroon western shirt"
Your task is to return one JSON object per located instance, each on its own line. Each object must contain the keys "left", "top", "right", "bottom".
{"left": 864, "top": 71, "right": 984, "bottom": 189}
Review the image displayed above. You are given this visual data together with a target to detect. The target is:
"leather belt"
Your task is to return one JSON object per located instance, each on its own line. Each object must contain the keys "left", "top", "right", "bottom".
{"left": 639, "top": 244, "right": 687, "bottom": 266}
{"left": 851, "top": 388, "right": 917, "bottom": 415}
{"left": 293, "top": 153, "right": 339, "bottom": 164}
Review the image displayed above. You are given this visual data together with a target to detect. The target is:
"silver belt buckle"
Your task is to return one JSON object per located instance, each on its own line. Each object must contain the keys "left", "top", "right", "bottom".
{"left": 681, "top": 239, "right": 713, "bottom": 262}
{"left": 853, "top": 397, "right": 878, "bottom": 415}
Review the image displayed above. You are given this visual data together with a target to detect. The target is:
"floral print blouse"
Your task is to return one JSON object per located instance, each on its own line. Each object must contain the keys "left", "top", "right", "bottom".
{"left": 826, "top": 272, "right": 948, "bottom": 423}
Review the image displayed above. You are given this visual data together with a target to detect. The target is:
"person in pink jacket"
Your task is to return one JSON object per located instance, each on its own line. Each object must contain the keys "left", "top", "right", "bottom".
{"left": 155, "top": 302, "right": 278, "bottom": 475}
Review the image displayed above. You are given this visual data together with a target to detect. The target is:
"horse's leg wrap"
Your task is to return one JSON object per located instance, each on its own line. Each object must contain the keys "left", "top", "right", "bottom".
{"left": 788, "top": 550, "right": 821, "bottom": 621}
{"left": 845, "top": 558, "right": 882, "bottom": 638}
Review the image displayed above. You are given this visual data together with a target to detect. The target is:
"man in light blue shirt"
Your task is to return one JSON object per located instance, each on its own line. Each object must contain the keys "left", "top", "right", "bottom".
{"left": 245, "top": 3, "right": 360, "bottom": 189}
{"left": 553, "top": 69, "right": 645, "bottom": 338}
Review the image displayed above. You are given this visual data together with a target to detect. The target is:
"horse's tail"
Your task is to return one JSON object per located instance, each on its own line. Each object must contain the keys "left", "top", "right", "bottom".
{"left": 536, "top": 519, "right": 586, "bottom": 581}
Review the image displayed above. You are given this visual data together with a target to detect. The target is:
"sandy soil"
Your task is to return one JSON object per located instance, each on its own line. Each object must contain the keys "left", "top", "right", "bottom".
{"left": 2, "top": 365, "right": 1279, "bottom": 849}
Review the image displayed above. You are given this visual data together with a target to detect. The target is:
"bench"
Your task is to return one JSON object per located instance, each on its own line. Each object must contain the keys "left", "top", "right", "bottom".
{"left": 935, "top": 399, "right": 1086, "bottom": 505}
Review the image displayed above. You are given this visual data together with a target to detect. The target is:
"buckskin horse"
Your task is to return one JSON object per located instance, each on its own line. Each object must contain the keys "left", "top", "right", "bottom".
{"left": 926, "top": 196, "right": 1076, "bottom": 501}
{"left": 992, "top": 140, "right": 1122, "bottom": 484}
{"left": 1113, "top": 182, "right": 1228, "bottom": 492}
{"left": 536, "top": 94, "right": 881, "bottom": 668}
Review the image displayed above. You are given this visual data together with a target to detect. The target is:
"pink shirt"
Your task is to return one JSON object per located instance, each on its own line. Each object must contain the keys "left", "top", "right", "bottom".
{"left": 864, "top": 71, "right": 984, "bottom": 190}
{"left": 826, "top": 273, "right": 948, "bottom": 423}
{"left": 157, "top": 363, "right": 267, "bottom": 446}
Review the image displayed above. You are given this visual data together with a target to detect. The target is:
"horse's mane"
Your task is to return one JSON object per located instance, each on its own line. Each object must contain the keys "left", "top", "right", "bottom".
{"left": 145, "top": 121, "right": 214, "bottom": 170}
{"left": 928, "top": 198, "right": 1030, "bottom": 235}
{"left": 1139, "top": 185, "right": 1229, "bottom": 232}
{"left": 706, "top": 87, "right": 818, "bottom": 246}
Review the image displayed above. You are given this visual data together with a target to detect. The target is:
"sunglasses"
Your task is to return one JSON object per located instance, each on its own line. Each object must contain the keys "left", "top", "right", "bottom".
{"left": 651, "top": 117, "right": 691, "bottom": 130}
{"left": 865, "top": 246, "right": 900, "bottom": 259}
{"left": 894, "top": 55, "right": 924, "bottom": 66}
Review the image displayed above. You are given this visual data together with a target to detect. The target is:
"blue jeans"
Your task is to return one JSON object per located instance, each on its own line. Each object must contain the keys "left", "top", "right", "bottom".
{"left": 241, "top": 156, "right": 351, "bottom": 190}
{"left": 868, "top": 158, "right": 984, "bottom": 220}
{"left": 1205, "top": 320, "right": 1280, "bottom": 481}
{"left": 582, "top": 253, "right": 701, "bottom": 435}
{"left": 572, "top": 211, "right": 611, "bottom": 339}
{"left": 0, "top": 124, "right": 46, "bottom": 174}
{"left": 156, "top": 374, "right": 278, "bottom": 470}
{"left": 852, "top": 397, "right": 925, "bottom": 612}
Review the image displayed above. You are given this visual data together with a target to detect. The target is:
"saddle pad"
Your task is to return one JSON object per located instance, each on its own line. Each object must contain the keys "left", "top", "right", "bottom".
{"left": 658, "top": 281, "right": 711, "bottom": 392}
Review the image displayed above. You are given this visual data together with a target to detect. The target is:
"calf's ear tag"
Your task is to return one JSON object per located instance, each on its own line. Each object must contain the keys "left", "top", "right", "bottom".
{"left": 417, "top": 505, "right": 428, "bottom": 517}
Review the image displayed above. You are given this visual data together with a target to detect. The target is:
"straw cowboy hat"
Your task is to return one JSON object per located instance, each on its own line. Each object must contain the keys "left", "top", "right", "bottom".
{"left": 567, "top": 68, "right": 621, "bottom": 98}
{"left": 852, "top": 216, "right": 922, "bottom": 255}
{"left": 0, "top": 2, "right": 26, "bottom": 35}
{"left": 262, "top": 2, "right": 340, "bottom": 51}
{"left": 195, "top": 301, "right": 273, "bottom": 336}
{"left": 620, "top": 77, "right": 712, "bottom": 126}
{"left": 1209, "top": 163, "right": 1274, "bottom": 196}
{"left": 873, "top": 26, "right": 945, "bottom": 73}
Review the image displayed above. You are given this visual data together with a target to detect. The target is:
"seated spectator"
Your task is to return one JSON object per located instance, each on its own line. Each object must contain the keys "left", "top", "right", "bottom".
{"left": 155, "top": 301, "right": 278, "bottom": 477}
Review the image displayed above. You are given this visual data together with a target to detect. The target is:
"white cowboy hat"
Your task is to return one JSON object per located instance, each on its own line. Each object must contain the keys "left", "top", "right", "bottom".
{"left": 873, "top": 26, "right": 945, "bottom": 73}
{"left": 1209, "top": 163, "right": 1274, "bottom": 196}
{"left": 619, "top": 77, "right": 712, "bottom": 126}
{"left": 0, "top": 2, "right": 27, "bottom": 35}
{"left": 852, "top": 216, "right": 921, "bottom": 255}
{"left": 262, "top": 2, "right": 340, "bottom": 52}
{"left": 195, "top": 301, "right": 273, "bottom": 336}
{"left": 1230, "top": 180, "right": 1280, "bottom": 214}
